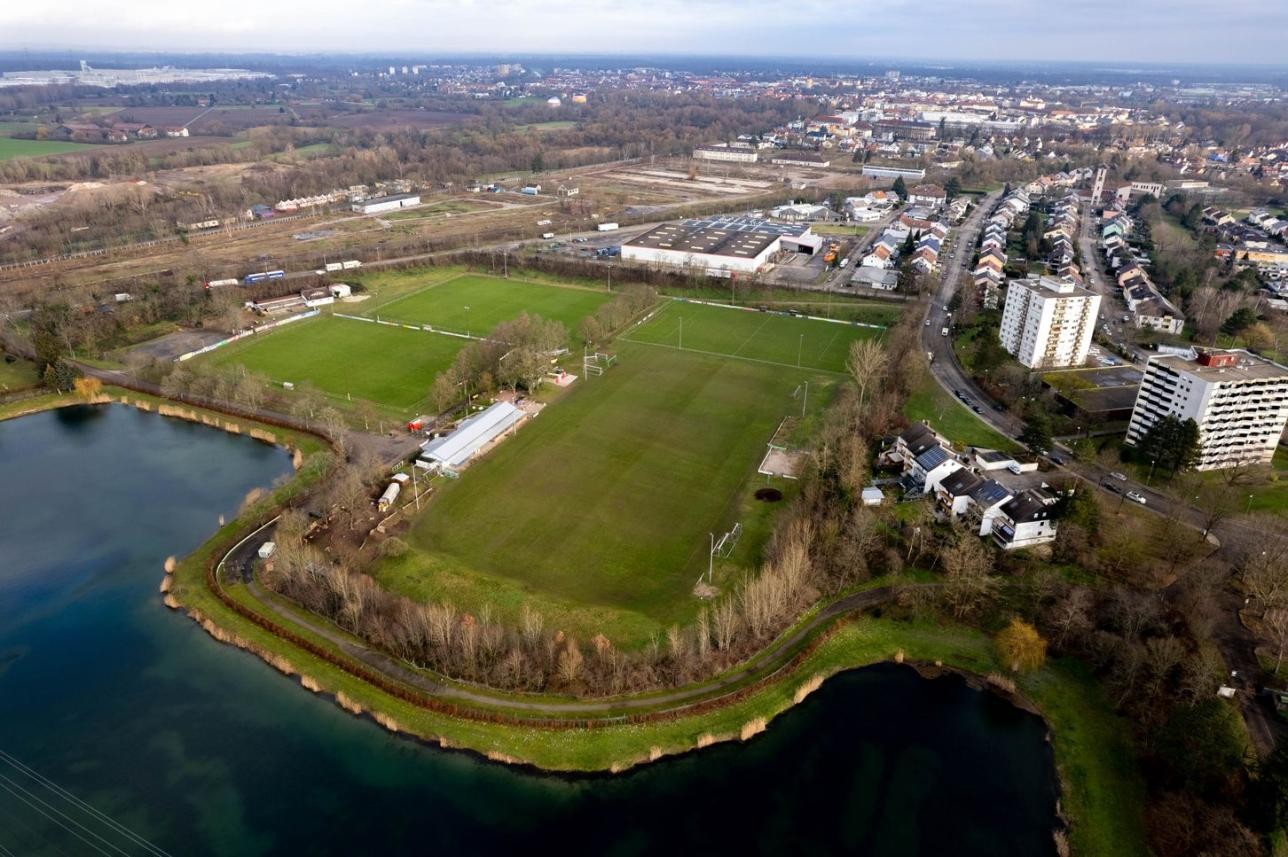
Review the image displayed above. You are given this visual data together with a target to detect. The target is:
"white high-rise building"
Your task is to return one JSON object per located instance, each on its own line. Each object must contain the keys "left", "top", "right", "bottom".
{"left": 1126, "top": 349, "right": 1288, "bottom": 471}
{"left": 998, "top": 275, "right": 1101, "bottom": 369}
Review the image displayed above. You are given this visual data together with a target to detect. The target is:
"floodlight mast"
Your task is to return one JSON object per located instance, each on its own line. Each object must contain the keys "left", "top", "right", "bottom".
{"left": 709, "top": 532, "right": 715, "bottom": 582}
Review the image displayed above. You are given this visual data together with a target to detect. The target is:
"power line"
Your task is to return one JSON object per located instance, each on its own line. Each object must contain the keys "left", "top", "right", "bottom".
{"left": 0, "top": 751, "right": 172, "bottom": 857}
{"left": 0, "top": 751, "right": 169, "bottom": 855}
{"left": 0, "top": 778, "right": 117, "bottom": 857}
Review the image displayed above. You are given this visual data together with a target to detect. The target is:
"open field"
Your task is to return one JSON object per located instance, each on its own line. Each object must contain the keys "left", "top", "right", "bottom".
{"left": 905, "top": 374, "right": 1019, "bottom": 452}
{"left": 383, "top": 339, "right": 838, "bottom": 643}
{"left": 203, "top": 316, "right": 461, "bottom": 413}
{"left": 0, "top": 356, "right": 40, "bottom": 391}
{"left": 367, "top": 273, "right": 611, "bottom": 335}
{"left": 624, "top": 300, "right": 879, "bottom": 374}
{"left": 0, "top": 137, "right": 95, "bottom": 160}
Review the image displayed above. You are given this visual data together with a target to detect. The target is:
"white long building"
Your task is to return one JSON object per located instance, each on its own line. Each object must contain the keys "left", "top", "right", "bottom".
{"left": 998, "top": 275, "right": 1101, "bottom": 369}
{"left": 1125, "top": 349, "right": 1288, "bottom": 470}
{"left": 621, "top": 215, "right": 820, "bottom": 277}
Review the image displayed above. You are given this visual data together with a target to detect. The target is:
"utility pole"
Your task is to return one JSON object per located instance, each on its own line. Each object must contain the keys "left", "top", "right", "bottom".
{"left": 708, "top": 532, "right": 715, "bottom": 583}
{"left": 801, "top": 381, "right": 808, "bottom": 417}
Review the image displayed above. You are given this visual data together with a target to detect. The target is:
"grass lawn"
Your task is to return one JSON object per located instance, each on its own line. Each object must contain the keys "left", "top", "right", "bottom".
{"left": 905, "top": 374, "right": 1019, "bottom": 452}
{"left": 383, "top": 338, "right": 840, "bottom": 645}
{"left": 0, "top": 356, "right": 40, "bottom": 391}
{"left": 624, "top": 300, "right": 879, "bottom": 374}
{"left": 366, "top": 273, "right": 611, "bottom": 336}
{"left": 204, "top": 316, "right": 463, "bottom": 414}
{"left": 0, "top": 137, "right": 94, "bottom": 160}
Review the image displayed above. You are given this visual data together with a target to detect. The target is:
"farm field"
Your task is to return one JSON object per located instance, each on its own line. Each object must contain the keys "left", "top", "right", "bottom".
{"left": 203, "top": 316, "right": 462, "bottom": 413}
{"left": 382, "top": 340, "right": 838, "bottom": 645}
{"left": 623, "top": 299, "right": 880, "bottom": 374}
{"left": 367, "top": 273, "right": 612, "bottom": 335}
{"left": 0, "top": 138, "right": 94, "bottom": 160}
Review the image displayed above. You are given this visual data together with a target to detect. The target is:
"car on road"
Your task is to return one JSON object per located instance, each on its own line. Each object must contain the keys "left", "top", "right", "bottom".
{"left": 1047, "top": 454, "right": 1065, "bottom": 466}
{"left": 941, "top": 327, "right": 949, "bottom": 336}
{"left": 992, "top": 403, "right": 1005, "bottom": 412}
{"left": 925, "top": 319, "right": 931, "bottom": 326}
{"left": 1100, "top": 479, "right": 1122, "bottom": 493}
{"left": 1126, "top": 491, "right": 1147, "bottom": 505}
{"left": 971, "top": 404, "right": 983, "bottom": 414}
{"left": 1109, "top": 471, "right": 1127, "bottom": 481}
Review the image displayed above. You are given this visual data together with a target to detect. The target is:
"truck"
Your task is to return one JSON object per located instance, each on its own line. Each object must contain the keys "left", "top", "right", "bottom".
{"left": 597, "top": 222, "right": 619, "bottom": 232}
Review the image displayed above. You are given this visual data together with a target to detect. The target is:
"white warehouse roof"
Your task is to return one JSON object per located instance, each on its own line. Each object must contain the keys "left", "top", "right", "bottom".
{"left": 420, "top": 401, "right": 524, "bottom": 468}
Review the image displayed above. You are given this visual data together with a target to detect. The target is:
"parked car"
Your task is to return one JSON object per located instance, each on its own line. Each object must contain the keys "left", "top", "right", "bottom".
{"left": 1048, "top": 454, "right": 1065, "bottom": 466}
{"left": 1126, "top": 491, "right": 1148, "bottom": 505}
{"left": 1100, "top": 479, "right": 1122, "bottom": 493}
{"left": 1109, "top": 471, "right": 1127, "bottom": 481}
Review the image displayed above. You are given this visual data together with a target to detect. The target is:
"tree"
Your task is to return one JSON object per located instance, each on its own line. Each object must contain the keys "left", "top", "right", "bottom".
{"left": 72, "top": 375, "right": 102, "bottom": 400}
{"left": 845, "top": 339, "right": 888, "bottom": 410}
{"left": 1221, "top": 306, "right": 1258, "bottom": 337}
{"left": 42, "top": 359, "right": 76, "bottom": 392}
{"left": 1135, "top": 416, "right": 1200, "bottom": 475}
{"left": 995, "top": 619, "right": 1047, "bottom": 673}
{"left": 944, "top": 176, "right": 962, "bottom": 201}
{"left": 1018, "top": 408, "right": 1053, "bottom": 452}
{"left": 891, "top": 175, "right": 907, "bottom": 199}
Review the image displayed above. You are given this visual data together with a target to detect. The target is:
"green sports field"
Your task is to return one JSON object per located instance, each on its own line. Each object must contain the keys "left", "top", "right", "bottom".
{"left": 381, "top": 302, "right": 879, "bottom": 645}
{"left": 624, "top": 300, "right": 880, "bottom": 374}
{"left": 204, "top": 316, "right": 462, "bottom": 412}
{"left": 366, "top": 274, "right": 611, "bottom": 336}
{"left": 0, "top": 138, "right": 94, "bottom": 161}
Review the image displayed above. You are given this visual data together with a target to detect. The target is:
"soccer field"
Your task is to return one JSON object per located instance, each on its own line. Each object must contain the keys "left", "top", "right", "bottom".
{"left": 379, "top": 339, "right": 841, "bottom": 645}
{"left": 623, "top": 300, "right": 880, "bottom": 374}
{"left": 367, "top": 274, "right": 611, "bottom": 336}
{"left": 203, "top": 316, "right": 463, "bottom": 412}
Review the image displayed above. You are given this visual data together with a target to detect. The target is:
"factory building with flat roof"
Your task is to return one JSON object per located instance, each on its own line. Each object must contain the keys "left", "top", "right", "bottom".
{"left": 621, "top": 215, "right": 821, "bottom": 276}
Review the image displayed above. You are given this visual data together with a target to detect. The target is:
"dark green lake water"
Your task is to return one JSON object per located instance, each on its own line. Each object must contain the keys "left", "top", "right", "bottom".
{"left": 0, "top": 404, "right": 1059, "bottom": 856}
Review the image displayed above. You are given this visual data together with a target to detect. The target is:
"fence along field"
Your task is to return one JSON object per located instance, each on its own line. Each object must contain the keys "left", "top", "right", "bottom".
{"left": 623, "top": 300, "right": 881, "bottom": 374}
{"left": 200, "top": 274, "right": 613, "bottom": 414}
{"left": 379, "top": 301, "right": 879, "bottom": 646}
{"left": 362, "top": 273, "right": 612, "bottom": 335}
{"left": 202, "top": 316, "right": 462, "bottom": 413}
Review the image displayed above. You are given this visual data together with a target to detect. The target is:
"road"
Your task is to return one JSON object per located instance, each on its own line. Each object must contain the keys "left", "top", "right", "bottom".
{"left": 918, "top": 190, "right": 1280, "bottom": 755}
{"left": 220, "top": 514, "right": 923, "bottom": 718}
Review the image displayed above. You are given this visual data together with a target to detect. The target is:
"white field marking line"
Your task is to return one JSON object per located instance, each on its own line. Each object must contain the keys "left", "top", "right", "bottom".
{"left": 729, "top": 315, "right": 775, "bottom": 360}
{"left": 816, "top": 325, "right": 844, "bottom": 364}
{"left": 621, "top": 337, "right": 849, "bottom": 377}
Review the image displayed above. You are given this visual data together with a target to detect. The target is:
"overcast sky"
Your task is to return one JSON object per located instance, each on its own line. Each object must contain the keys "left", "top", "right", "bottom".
{"left": 2, "top": 0, "right": 1286, "bottom": 66}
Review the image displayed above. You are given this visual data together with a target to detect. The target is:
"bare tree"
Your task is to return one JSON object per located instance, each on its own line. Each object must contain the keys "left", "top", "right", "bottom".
{"left": 846, "top": 338, "right": 888, "bottom": 410}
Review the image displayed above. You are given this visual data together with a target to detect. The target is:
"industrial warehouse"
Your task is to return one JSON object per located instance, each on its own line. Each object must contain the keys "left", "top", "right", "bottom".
{"left": 621, "top": 215, "right": 822, "bottom": 276}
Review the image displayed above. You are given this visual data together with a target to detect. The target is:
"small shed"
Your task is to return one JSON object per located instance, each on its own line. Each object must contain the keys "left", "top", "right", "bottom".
{"left": 377, "top": 482, "right": 401, "bottom": 512}
{"left": 257, "top": 542, "right": 276, "bottom": 559}
{"left": 861, "top": 486, "right": 885, "bottom": 507}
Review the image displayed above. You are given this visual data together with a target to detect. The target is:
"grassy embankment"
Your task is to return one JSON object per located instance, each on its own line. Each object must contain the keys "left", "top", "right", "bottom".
{"left": 904, "top": 373, "right": 1019, "bottom": 452}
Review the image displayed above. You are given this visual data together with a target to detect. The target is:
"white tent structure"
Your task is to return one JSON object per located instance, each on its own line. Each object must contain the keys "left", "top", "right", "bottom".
{"left": 419, "top": 401, "right": 524, "bottom": 471}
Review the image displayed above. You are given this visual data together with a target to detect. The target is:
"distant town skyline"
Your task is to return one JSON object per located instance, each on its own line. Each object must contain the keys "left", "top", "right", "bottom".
{"left": 3, "top": 0, "right": 1288, "bottom": 67}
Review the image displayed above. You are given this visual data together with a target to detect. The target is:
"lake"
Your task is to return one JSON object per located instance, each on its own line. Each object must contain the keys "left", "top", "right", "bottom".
{"left": 0, "top": 404, "right": 1059, "bottom": 856}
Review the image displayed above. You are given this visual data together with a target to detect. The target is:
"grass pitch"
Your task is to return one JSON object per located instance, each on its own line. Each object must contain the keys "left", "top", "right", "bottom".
{"left": 382, "top": 340, "right": 838, "bottom": 643}
{"left": 204, "top": 316, "right": 462, "bottom": 413}
{"left": 623, "top": 300, "right": 880, "bottom": 374}
{"left": 366, "top": 274, "right": 611, "bottom": 336}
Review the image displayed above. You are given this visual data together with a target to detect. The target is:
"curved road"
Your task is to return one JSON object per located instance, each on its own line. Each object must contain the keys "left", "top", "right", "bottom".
{"left": 221, "top": 517, "right": 919, "bottom": 717}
